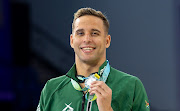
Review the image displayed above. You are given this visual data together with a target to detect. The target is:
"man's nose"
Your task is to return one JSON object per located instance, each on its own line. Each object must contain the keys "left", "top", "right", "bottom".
{"left": 83, "top": 34, "right": 92, "bottom": 43}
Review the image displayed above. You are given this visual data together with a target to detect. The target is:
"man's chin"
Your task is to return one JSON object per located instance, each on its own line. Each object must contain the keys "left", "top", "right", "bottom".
{"left": 81, "top": 58, "right": 98, "bottom": 64}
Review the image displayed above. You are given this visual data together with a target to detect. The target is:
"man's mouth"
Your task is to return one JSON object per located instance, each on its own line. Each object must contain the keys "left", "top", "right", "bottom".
{"left": 80, "top": 47, "right": 96, "bottom": 53}
{"left": 81, "top": 47, "right": 95, "bottom": 50}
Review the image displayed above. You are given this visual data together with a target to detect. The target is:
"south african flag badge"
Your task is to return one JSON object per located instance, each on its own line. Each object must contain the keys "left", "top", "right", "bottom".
{"left": 145, "top": 100, "right": 149, "bottom": 108}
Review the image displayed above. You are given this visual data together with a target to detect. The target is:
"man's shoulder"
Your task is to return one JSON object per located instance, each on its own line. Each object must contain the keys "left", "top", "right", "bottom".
{"left": 40, "top": 75, "right": 71, "bottom": 107}
{"left": 42, "top": 75, "right": 70, "bottom": 95}
{"left": 47, "top": 75, "right": 70, "bottom": 88}
{"left": 110, "top": 67, "right": 140, "bottom": 82}
{"left": 111, "top": 67, "right": 138, "bottom": 79}
{"left": 109, "top": 67, "right": 144, "bottom": 92}
{"left": 48, "top": 75, "right": 69, "bottom": 85}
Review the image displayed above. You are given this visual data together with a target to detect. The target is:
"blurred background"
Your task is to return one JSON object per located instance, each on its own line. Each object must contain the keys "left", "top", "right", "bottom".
{"left": 0, "top": 0, "right": 180, "bottom": 111}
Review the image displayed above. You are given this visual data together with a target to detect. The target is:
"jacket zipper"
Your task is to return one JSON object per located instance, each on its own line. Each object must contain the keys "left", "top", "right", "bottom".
{"left": 81, "top": 93, "right": 86, "bottom": 111}
{"left": 81, "top": 93, "right": 92, "bottom": 111}
{"left": 86, "top": 100, "right": 92, "bottom": 111}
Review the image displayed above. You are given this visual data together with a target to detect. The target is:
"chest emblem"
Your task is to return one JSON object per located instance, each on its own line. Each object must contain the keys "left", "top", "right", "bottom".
{"left": 62, "top": 103, "right": 74, "bottom": 111}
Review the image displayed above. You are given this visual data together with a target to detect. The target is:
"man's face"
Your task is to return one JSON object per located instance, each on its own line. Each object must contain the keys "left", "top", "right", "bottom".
{"left": 70, "top": 15, "right": 111, "bottom": 64}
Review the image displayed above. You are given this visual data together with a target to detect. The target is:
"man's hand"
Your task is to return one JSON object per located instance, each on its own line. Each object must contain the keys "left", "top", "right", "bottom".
{"left": 89, "top": 81, "right": 113, "bottom": 111}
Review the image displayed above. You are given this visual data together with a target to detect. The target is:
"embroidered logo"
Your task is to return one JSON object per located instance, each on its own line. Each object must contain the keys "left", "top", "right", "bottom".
{"left": 62, "top": 103, "right": 74, "bottom": 111}
{"left": 145, "top": 100, "right": 149, "bottom": 108}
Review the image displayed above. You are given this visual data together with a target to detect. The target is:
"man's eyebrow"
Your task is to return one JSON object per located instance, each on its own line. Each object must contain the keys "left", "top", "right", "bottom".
{"left": 76, "top": 29, "right": 84, "bottom": 32}
{"left": 91, "top": 29, "right": 101, "bottom": 33}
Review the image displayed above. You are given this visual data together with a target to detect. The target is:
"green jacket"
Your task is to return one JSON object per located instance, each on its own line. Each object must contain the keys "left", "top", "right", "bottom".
{"left": 37, "top": 61, "right": 150, "bottom": 111}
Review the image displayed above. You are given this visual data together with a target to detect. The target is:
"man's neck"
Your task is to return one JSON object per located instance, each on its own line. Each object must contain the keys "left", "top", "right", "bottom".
{"left": 76, "top": 59, "right": 106, "bottom": 77}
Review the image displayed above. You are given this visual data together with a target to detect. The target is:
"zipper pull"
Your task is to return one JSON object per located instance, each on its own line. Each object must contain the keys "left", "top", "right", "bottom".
{"left": 86, "top": 100, "right": 92, "bottom": 111}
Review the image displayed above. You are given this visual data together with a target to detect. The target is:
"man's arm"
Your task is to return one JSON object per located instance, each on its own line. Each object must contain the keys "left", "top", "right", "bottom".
{"left": 132, "top": 78, "right": 150, "bottom": 111}
{"left": 36, "top": 81, "right": 49, "bottom": 111}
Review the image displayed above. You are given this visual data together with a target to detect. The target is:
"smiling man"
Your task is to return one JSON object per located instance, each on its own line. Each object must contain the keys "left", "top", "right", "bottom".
{"left": 37, "top": 8, "right": 150, "bottom": 111}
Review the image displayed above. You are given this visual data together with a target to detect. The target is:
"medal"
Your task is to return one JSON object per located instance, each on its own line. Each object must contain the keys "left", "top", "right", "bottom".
{"left": 71, "top": 60, "right": 110, "bottom": 101}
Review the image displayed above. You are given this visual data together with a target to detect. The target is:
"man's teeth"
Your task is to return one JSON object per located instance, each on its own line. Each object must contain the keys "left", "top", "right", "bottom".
{"left": 82, "top": 48, "right": 94, "bottom": 50}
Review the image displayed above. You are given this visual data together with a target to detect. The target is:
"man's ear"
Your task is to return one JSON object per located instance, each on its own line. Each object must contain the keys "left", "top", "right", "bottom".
{"left": 106, "top": 35, "right": 111, "bottom": 48}
{"left": 70, "top": 34, "right": 74, "bottom": 48}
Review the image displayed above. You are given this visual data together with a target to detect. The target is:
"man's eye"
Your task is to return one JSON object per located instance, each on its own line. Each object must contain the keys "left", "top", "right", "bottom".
{"left": 92, "top": 32, "right": 99, "bottom": 36}
{"left": 77, "top": 32, "right": 84, "bottom": 36}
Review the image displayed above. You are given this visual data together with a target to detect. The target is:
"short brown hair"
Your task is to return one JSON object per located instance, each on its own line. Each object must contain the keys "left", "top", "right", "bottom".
{"left": 72, "top": 8, "right": 109, "bottom": 33}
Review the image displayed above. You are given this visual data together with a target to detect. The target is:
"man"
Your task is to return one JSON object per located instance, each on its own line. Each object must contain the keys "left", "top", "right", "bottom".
{"left": 37, "top": 8, "right": 150, "bottom": 111}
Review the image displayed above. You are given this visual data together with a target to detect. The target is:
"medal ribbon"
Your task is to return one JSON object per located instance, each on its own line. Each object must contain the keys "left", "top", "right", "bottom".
{"left": 71, "top": 60, "right": 110, "bottom": 101}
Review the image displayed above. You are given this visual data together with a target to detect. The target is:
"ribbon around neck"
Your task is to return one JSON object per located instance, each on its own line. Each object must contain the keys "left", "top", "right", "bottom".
{"left": 71, "top": 60, "right": 110, "bottom": 101}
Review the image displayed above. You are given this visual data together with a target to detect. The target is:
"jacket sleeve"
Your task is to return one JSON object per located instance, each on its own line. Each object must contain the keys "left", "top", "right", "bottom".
{"left": 132, "top": 78, "right": 150, "bottom": 111}
{"left": 36, "top": 81, "right": 49, "bottom": 111}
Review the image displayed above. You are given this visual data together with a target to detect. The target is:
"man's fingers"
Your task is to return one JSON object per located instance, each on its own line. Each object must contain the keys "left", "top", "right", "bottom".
{"left": 89, "top": 81, "right": 112, "bottom": 97}
{"left": 89, "top": 85, "right": 104, "bottom": 95}
{"left": 90, "top": 81, "right": 111, "bottom": 93}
